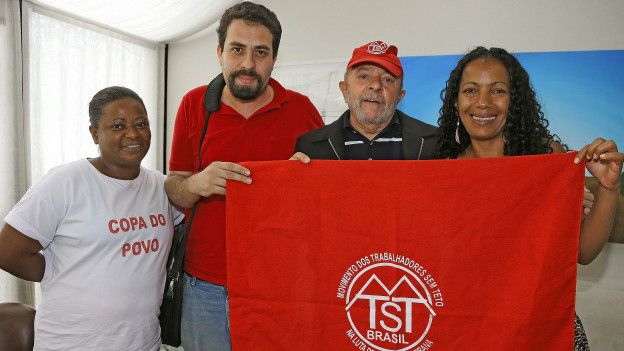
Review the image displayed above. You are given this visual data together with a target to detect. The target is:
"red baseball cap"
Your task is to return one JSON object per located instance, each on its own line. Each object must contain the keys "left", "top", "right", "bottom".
{"left": 347, "top": 40, "right": 403, "bottom": 76}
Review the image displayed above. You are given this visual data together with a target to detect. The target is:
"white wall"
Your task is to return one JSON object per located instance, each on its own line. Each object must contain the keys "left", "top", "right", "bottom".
{"left": 166, "top": 22, "right": 221, "bottom": 153}
{"left": 167, "top": 1, "right": 624, "bottom": 349}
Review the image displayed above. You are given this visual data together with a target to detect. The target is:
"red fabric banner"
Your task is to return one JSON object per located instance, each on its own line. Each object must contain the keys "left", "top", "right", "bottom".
{"left": 227, "top": 153, "right": 584, "bottom": 351}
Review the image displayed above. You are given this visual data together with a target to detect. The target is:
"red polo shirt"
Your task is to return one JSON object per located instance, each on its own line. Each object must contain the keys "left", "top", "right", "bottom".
{"left": 169, "top": 78, "right": 324, "bottom": 286}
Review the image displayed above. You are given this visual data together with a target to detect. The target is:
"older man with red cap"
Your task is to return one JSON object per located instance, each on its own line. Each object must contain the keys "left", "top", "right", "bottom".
{"left": 294, "top": 40, "right": 438, "bottom": 160}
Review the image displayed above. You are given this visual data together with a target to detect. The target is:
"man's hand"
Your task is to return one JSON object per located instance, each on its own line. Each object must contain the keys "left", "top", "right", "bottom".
{"left": 289, "top": 152, "right": 311, "bottom": 164}
{"left": 187, "top": 161, "right": 251, "bottom": 197}
{"left": 165, "top": 161, "right": 251, "bottom": 208}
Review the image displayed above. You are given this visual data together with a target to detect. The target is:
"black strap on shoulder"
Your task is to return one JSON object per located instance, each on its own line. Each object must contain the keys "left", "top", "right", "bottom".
{"left": 203, "top": 73, "right": 225, "bottom": 112}
{"left": 197, "top": 72, "right": 225, "bottom": 169}
{"left": 171, "top": 73, "right": 226, "bottom": 275}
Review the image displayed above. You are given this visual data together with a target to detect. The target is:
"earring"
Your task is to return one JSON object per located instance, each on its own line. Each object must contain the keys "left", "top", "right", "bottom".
{"left": 455, "top": 125, "right": 461, "bottom": 144}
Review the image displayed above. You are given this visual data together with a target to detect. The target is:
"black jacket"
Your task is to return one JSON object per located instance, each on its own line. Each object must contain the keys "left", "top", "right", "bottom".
{"left": 295, "top": 110, "right": 438, "bottom": 160}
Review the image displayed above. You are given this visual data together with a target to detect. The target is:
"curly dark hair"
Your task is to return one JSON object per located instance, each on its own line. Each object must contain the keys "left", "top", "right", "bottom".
{"left": 88, "top": 86, "right": 146, "bottom": 127}
{"left": 436, "top": 46, "right": 564, "bottom": 159}
{"left": 217, "top": 1, "right": 282, "bottom": 59}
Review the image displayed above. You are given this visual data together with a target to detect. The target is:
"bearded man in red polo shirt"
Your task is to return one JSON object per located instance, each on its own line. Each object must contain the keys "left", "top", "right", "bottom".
{"left": 165, "top": 2, "right": 323, "bottom": 350}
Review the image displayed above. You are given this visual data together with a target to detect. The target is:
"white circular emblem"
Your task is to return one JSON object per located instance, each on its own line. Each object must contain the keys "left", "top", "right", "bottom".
{"left": 367, "top": 41, "right": 389, "bottom": 55}
{"left": 337, "top": 253, "right": 444, "bottom": 351}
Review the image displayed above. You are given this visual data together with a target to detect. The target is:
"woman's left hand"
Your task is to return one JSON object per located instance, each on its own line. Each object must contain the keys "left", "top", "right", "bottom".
{"left": 575, "top": 138, "right": 624, "bottom": 191}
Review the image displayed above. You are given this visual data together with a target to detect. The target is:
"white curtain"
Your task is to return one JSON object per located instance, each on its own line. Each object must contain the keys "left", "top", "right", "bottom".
{"left": 1, "top": 1, "right": 164, "bottom": 306}
{"left": 0, "top": 0, "right": 36, "bottom": 306}
{"left": 23, "top": 3, "right": 164, "bottom": 183}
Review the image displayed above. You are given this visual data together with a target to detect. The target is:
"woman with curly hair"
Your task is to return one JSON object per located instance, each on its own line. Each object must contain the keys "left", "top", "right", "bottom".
{"left": 437, "top": 46, "right": 623, "bottom": 350}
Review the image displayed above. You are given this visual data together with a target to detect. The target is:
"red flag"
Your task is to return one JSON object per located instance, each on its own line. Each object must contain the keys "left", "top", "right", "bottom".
{"left": 227, "top": 153, "right": 583, "bottom": 351}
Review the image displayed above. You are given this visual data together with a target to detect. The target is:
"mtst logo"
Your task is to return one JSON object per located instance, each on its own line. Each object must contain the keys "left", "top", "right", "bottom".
{"left": 338, "top": 254, "right": 443, "bottom": 351}
{"left": 367, "top": 41, "right": 389, "bottom": 54}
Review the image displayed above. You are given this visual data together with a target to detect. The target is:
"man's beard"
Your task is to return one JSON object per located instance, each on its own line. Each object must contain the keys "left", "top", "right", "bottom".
{"left": 346, "top": 92, "right": 397, "bottom": 126}
{"left": 227, "top": 69, "right": 268, "bottom": 101}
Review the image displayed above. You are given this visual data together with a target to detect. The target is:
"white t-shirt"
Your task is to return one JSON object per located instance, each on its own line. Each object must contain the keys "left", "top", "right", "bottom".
{"left": 4, "top": 159, "right": 183, "bottom": 351}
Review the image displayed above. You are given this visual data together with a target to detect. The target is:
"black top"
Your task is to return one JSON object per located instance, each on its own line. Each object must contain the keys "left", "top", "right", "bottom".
{"left": 295, "top": 109, "right": 439, "bottom": 160}
{"left": 343, "top": 112, "right": 404, "bottom": 160}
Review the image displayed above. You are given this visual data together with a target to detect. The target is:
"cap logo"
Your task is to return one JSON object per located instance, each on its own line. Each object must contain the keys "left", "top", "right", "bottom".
{"left": 367, "top": 41, "right": 388, "bottom": 55}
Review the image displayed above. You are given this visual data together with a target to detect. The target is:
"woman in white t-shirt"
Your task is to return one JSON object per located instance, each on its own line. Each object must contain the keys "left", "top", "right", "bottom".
{"left": 0, "top": 86, "right": 182, "bottom": 350}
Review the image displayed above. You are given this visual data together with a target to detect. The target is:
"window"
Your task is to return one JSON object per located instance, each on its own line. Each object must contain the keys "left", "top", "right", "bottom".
{"left": 23, "top": 4, "right": 163, "bottom": 183}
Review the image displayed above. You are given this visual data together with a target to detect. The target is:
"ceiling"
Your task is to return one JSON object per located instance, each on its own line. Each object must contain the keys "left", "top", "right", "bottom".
{"left": 32, "top": 0, "right": 240, "bottom": 43}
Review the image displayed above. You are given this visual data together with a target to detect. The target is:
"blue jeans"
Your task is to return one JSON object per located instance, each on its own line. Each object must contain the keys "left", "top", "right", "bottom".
{"left": 181, "top": 273, "right": 231, "bottom": 351}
